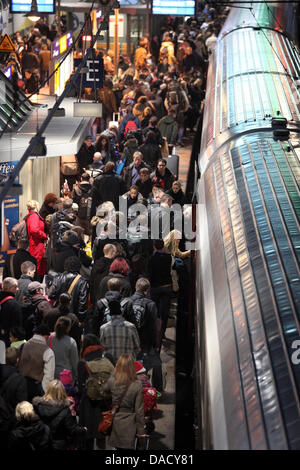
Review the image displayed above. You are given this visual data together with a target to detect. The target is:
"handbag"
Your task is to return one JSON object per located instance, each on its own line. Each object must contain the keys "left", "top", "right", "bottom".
{"left": 98, "top": 385, "right": 129, "bottom": 435}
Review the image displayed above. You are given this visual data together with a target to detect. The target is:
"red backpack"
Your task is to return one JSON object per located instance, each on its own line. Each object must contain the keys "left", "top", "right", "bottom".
{"left": 143, "top": 386, "right": 158, "bottom": 415}
{"left": 124, "top": 119, "right": 137, "bottom": 138}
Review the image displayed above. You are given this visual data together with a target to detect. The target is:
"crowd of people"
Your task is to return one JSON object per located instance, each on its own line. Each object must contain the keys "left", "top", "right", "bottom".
{"left": 0, "top": 5, "right": 229, "bottom": 451}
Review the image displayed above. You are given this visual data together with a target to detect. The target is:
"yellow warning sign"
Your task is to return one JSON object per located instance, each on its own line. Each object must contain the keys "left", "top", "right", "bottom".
{"left": 0, "top": 34, "right": 16, "bottom": 53}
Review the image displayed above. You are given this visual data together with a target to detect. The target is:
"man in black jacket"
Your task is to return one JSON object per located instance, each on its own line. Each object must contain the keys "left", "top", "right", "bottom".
{"left": 139, "top": 130, "right": 162, "bottom": 170}
{"left": 48, "top": 256, "right": 89, "bottom": 324}
{"left": 0, "top": 277, "right": 23, "bottom": 347}
{"left": 151, "top": 158, "right": 176, "bottom": 191}
{"left": 90, "top": 243, "right": 116, "bottom": 305}
{"left": 3, "top": 239, "right": 37, "bottom": 280}
{"left": 130, "top": 278, "right": 158, "bottom": 353}
{"left": 91, "top": 162, "right": 127, "bottom": 215}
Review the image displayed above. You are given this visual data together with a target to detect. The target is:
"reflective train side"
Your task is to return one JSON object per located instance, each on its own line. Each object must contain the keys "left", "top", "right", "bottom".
{"left": 195, "top": 1, "right": 300, "bottom": 449}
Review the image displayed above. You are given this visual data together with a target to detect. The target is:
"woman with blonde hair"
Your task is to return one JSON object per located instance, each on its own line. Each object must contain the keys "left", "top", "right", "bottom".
{"left": 33, "top": 379, "right": 87, "bottom": 450}
{"left": 25, "top": 199, "right": 47, "bottom": 279}
{"left": 8, "top": 401, "right": 51, "bottom": 450}
{"left": 163, "top": 229, "right": 191, "bottom": 259}
{"left": 103, "top": 353, "right": 146, "bottom": 450}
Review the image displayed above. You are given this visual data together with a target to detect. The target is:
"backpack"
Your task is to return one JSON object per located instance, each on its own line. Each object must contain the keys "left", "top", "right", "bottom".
{"left": 132, "top": 299, "right": 147, "bottom": 331}
{"left": 124, "top": 119, "right": 137, "bottom": 138}
{"left": 78, "top": 195, "right": 92, "bottom": 219}
{"left": 84, "top": 356, "right": 115, "bottom": 401}
{"left": 143, "top": 386, "right": 158, "bottom": 415}
{"left": 166, "top": 82, "right": 183, "bottom": 110}
{"left": 8, "top": 213, "right": 33, "bottom": 247}
{"left": 101, "top": 298, "right": 130, "bottom": 324}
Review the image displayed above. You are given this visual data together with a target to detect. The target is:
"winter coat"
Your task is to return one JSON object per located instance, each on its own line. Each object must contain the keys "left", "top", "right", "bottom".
{"left": 49, "top": 209, "right": 76, "bottom": 250}
{"left": 134, "top": 46, "right": 147, "bottom": 70}
{"left": 99, "top": 273, "right": 131, "bottom": 300}
{"left": 159, "top": 40, "right": 175, "bottom": 64}
{"left": 122, "top": 138, "right": 139, "bottom": 166}
{"left": 142, "top": 125, "right": 164, "bottom": 146}
{"left": 165, "top": 188, "right": 186, "bottom": 206}
{"left": 104, "top": 376, "right": 145, "bottom": 449}
{"left": 151, "top": 166, "right": 176, "bottom": 191}
{"left": 98, "top": 86, "right": 117, "bottom": 116}
{"left": 47, "top": 332, "right": 78, "bottom": 382}
{"left": 0, "top": 364, "right": 28, "bottom": 409}
{"left": 77, "top": 345, "right": 114, "bottom": 440}
{"left": 51, "top": 243, "right": 79, "bottom": 274}
{"left": 135, "top": 177, "right": 153, "bottom": 199}
{"left": 26, "top": 211, "right": 47, "bottom": 276}
{"left": 3, "top": 249, "right": 37, "bottom": 280}
{"left": 8, "top": 416, "right": 51, "bottom": 450}
{"left": 139, "top": 141, "right": 162, "bottom": 170}
{"left": 129, "top": 291, "right": 158, "bottom": 351}
{"left": 48, "top": 272, "right": 89, "bottom": 322}
{"left": 16, "top": 274, "right": 34, "bottom": 302}
{"left": 33, "top": 396, "right": 86, "bottom": 450}
{"left": 76, "top": 142, "right": 95, "bottom": 173}
{"left": 28, "top": 293, "right": 53, "bottom": 326}
{"left": 91, "top": 170, "right": 127, "bottom": 216}
{"left": 123, "top": 161, "right": 151, "bottom": 190}
{"left": 158, "top": 115, "right": 178, "bottom": 145}
{"left": 90, "top": 257, "right": 113, "bottom": 305}
{"left": 0, "top": 291, "right": 23, "bottom": 346}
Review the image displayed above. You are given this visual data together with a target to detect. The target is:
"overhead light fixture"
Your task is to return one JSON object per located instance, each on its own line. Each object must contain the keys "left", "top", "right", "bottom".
{"left": 25, "top": 0, "right": 40, "bottom": 22}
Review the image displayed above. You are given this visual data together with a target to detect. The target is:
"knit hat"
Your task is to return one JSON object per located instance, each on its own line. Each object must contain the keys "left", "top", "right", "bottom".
{"left": 28, "top": 281, "right": 43, "bottom": 294}
{"left": 135, "top": 361, "right": 146, "bottom": 374}
{"left": 60, "top": 369, "right": 73, "bottom": 386}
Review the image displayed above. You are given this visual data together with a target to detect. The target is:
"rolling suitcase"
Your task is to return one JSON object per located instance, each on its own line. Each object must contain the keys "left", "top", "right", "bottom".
{"left": 135, "top": 436, "right": 150, "bottom": 450}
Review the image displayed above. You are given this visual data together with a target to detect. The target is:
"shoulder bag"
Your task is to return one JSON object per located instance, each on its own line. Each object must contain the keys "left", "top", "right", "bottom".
{"left": 98, "top": 384, "right": 129, "bottom": 435}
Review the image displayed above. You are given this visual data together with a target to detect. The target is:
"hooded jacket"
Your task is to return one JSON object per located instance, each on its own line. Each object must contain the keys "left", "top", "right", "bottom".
{"left": 91, "top": 170, "right": 127, "bottom": 216}
{"left": 33, "top": 397, "right": 86, "bottom": 450}
{"left": 8, "top": 416, "right": 51, "bottom": 450}
{"left": 139, "top": 139, "right": 162, "bottom": 170}
{"left": 158, "top": 115, "right": 178, "bottom": 145}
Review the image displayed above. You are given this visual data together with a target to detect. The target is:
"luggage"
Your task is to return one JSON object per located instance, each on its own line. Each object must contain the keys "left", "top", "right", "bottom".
{"left": 166, "top": 153, "right": 179, "bottom": 180}
{"left": 61, "top": 155, "right": 79, "bottom": 176}
{"left": 135, "top": 436, "right": 150, "bottom": 450}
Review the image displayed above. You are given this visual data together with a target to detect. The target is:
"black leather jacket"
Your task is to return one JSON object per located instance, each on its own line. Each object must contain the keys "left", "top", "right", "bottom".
{"left": 48, "top": 272, "right": 89, "bottom": 322}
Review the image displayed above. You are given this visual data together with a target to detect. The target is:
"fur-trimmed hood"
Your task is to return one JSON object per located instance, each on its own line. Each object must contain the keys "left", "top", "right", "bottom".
{"left": 33, "top": 396, "right": 71, "bottom": 420}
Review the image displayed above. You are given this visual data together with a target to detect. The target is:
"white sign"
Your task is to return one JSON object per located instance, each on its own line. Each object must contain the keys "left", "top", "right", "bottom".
{"left": 109, "top": 14, "right": 124, "bottom": 37}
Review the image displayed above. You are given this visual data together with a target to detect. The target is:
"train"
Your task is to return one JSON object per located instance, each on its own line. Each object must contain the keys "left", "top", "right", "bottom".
{"left": 194, "top": 0, "right": 300, "bottom": 450}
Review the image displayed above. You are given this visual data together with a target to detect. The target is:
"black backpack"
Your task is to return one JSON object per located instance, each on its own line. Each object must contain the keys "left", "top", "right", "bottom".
{"left": 132, "top": 299, "right": 147, "bottom": 331}
{"left": 74, "top": 185, "right": 92, "bottom": 220}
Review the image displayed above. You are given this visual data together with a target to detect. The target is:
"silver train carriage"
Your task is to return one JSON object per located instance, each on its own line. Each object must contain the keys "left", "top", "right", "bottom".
{"left": 195, "top": 1, "right": 300, "bottom": 450}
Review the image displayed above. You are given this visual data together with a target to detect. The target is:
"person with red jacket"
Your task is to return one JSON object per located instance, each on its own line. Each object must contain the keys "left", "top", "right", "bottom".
{"left": 26, "top": 200, "right": 47, "bottom": 279}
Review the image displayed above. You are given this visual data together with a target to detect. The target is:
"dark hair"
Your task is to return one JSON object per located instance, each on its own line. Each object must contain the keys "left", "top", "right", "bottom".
{"left": 59, "top": 293, "right": 71, "bottom": 307}
{"left": 157, "top": 158, "right": 167, "bottom": 166}
{"left": 149, "top": 116, "right": 158, "bottom": 125}
{"left": 153, "top": 239, "right": 164, "bottom": 250}
{"left": 54, "top": 316, "right": 71, "bottom": 340}
{"left": 64, "top": 256, "right": 81, "bottom": 273}
{"left": 80, "top": 334, "right": 102, "bottom": 358}
{"left": 9, "top": 326, "right": 26, "bottom": 341}
{"left": 139, "top": 167, "right": 150, "bottom": 175}
{"left": 131, "top": 254, "right": 147, "bottom": 276}
{"left": 145, "top": 130, "right": 156, "bottom": 143}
